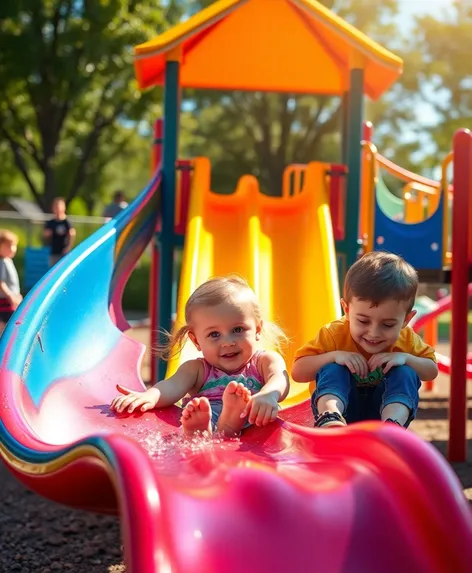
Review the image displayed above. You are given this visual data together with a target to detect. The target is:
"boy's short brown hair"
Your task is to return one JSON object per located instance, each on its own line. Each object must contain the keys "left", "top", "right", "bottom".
{"left": 0, "top": 229, "right": 19, "bottom": 246}
{"left": 344, "top": 251, "right": 418, "bottom": 311}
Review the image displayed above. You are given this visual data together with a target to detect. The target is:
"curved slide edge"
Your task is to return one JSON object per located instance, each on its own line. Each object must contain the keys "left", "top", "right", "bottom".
{"left": 0, "top": 168, "right": 171, "bottom": 571}
{"left": 0, "top": 170, "right": 161, "bottom": 485}
{"left": 376, "top": 174, "right": 404, "bottom": 220}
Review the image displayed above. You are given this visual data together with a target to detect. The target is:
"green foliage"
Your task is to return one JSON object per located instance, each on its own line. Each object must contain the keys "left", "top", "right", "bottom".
{"left": 0, "top": 141, "right": 25, "bottom": 199}
{"left": 98, "top": 126, "right": 154, "bottom": 214}
{"left": 122, "top": 260, "right": 150, "bottom": 312}
{"left": 0, "top": 0, "right": 178, "bottom": 210}
{"left": 1, "top": 0, "right": 469, "bottom": 311}
{"left": 367, "top": 1, "right": 472, "bottom": 177}
{"left": 67, "top": 196, "right": 88, "bottom": 216}
{"left": 180, "top": 0, "right": 402, "bottom": 195}
{"left": 0, "top": 0, "right": 470, "bottom": 217}
{"left": 410, "top": 2, "right": 472, "bottom": 167}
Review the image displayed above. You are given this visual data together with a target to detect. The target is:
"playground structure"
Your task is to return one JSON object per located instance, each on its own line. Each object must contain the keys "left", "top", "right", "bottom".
{"left": 360, "top": 122, "right": 455, "bottom": 279}
{"left": 275, "top": 120, "right": 472, "bottom": 458}
{"left": 1, "top": 1, "right": 472, "bottom": 572}
{"left": 361, "top": 122, "right": 446, "bottom": 227}
{"left": 360, "top": 122, "right": 472, "bottom": 461}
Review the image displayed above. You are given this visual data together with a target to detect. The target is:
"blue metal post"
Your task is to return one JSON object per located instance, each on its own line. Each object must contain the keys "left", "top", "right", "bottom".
{"left": 157, "top": 57, "right": 180, "bottom": 381}
{"left": 343, "top": 66, "right": 365, "bottom": 274}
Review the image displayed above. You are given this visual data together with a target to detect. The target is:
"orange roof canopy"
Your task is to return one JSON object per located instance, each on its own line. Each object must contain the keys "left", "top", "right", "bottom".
{"left": 134, "top": 0, "right": 403, "bottom": 101}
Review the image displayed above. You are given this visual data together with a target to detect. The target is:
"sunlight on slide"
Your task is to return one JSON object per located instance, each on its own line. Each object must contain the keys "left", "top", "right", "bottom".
{"left": 168, "top": 157, "right": 341, "bottom": 408}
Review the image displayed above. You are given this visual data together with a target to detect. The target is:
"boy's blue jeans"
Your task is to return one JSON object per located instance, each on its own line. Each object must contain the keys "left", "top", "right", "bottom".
{"left": 312, "top": 363, "right": 421, "bottom": 427}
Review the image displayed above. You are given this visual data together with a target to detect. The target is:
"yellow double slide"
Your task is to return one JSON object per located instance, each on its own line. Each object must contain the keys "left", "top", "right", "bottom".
{"left": 169, "top": 158, "right": 341, "bottom": 408}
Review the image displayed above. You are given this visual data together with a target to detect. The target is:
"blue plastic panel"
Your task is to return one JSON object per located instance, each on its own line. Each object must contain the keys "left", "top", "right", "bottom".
{"left": 373, "top": 193, "right": 444, "bottom": 270}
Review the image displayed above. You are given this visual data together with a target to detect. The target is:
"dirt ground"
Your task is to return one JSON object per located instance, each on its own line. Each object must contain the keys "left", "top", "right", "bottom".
{"left": 1, "top": 329, "right": 471, "bottom": 573}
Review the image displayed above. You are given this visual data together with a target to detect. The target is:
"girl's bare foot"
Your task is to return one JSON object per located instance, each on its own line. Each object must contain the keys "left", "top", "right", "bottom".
{"left": 216, "top": 381, "right": 251, "bottom": 437}
{"left": 181, "top": 397, "right": 212, "bottom": 436}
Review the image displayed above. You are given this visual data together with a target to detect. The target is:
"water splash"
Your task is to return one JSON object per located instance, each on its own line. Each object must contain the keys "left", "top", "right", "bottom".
{"left": 122, "top": 422, "right": 242, "bottom": 476}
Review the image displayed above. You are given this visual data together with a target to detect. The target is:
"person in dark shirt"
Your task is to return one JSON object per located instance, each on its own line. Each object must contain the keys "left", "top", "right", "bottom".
{"left": 102, "top": 190, "right": 128, "bottom": 219}
{"left": 43, "top": 197, "right": 76, "bottom": 268}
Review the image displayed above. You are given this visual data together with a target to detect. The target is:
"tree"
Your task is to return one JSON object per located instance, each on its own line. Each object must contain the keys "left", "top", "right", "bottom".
{"left": 0, "top": 0, "right": 182, "bottom": 211}
{"left": 409, "top": 1, "right": 472, "bottom": 169}
{"left": 96, "top": 125, "right": 154, "bottom": 215}
{"left": 182, "top": 91, "right": 343, "bottom": 195}
{"left": 181, "top": 0, "right": 401, "bottom": 195}
{"left": 52, "top": 119, "right": 155, "bottom": 215}
{"left": 0, "top": 141, "right": 24, "bottom": 201}
{"left": 365, "top": 1, "right": 472, "bottom": 179}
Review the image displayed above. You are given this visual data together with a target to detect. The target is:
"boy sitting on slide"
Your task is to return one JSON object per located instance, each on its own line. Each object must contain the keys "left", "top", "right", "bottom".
{"left": 291, "top": 251, "right": 438, "bottom": 428}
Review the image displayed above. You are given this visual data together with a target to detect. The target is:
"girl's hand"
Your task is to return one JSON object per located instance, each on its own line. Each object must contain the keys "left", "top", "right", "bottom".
{"left": 369, "top": 352, "right": 407, "bottom": 374}
{"left": 241, "top": 390, "right": 279, "bottom": 427}
{"left": 110, "top": 384, "right": 160, "bottom": 414}
{"left": 334, "top": 351, "right": 369, "bottom": 378}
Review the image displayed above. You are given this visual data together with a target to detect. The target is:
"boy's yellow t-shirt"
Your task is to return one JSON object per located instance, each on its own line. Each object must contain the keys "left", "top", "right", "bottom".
{"left": 294, "top": 316, "right": 437, "bottom": 362}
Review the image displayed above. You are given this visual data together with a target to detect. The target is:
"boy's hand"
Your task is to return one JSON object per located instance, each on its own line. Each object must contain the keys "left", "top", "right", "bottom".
{"left": 369, "top": 352, "right": 407, "bottom": 374}
{"left": 334, "top": 351, "right": 369, "bottom": 378}
{"left": 110, "top": 384, "right": 160, "bottom": 414}
{"left": 241, "top": 390, "right": 279, "bottom": 427}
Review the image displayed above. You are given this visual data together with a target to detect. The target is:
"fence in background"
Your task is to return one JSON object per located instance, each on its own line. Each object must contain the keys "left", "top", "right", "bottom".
{"left": 0, "top": 211, "right": 152, "bottom": 309}
{"left": 0, "top": 211, "right": 108, "bottom": 247}
{"left": 0, "top": 212, "right": 117, "bottom": 290}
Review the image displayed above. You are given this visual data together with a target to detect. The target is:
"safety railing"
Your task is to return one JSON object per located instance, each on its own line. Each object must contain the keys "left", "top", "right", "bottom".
{"left": 360, "top": 141, "right": 378, "bottom": 252}
{"left": 361, "top": 143, "right": 455, "bottom": 267}
{"left": 282, "top": 163, "right": 347, "bottom": 241}
{"left": 403, "top": 181, "right": 440, "bottom": 223}
{"left": 441, "top": 152, "right": 454, "bottom": 266}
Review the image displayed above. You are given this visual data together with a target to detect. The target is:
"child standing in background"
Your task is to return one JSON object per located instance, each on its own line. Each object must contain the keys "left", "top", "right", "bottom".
{"left": 43, "top": 197, "right": 76, "bottom": 268}
{"left": 0, "top": 230, "right": 22, "bottom": 334}
{"left": 111, "top": 275, "right": 290, "bottom": 437}
{"left": 292, "top": 252, "right": 438, "bottom": 428}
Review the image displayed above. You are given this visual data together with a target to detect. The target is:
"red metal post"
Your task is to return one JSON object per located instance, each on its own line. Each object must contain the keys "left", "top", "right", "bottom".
{"left": 149, "top": 119, "right": 163, "bottom": 383}
{"left": 423, "top": 319, "right": 438, "bottom": 392}
{"left": 329, "top": 164, "right": 347, "bottom": 241}
{"left": 363, "top": 120, "right": 373, "bottom": 142}
{"left": 448, "top": 129, "right": 472, "bottom": 462}
{"left": 175, "top": 160, "right": 192, "bottom": 236}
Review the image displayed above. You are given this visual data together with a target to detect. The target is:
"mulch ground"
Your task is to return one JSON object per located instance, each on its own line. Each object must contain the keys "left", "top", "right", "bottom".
{"left": 1, "top": 332, "right": 471, "bottom": 573}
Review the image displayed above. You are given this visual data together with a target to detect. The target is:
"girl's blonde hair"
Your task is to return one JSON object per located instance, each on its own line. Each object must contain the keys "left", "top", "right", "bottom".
{"left": 156, "top": 275, "right": 288, "bottom": 360}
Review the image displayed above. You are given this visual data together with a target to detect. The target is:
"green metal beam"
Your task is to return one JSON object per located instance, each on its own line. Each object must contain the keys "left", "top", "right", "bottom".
{"left": 343, "top": 68, "right": 365, "bottom": 277}
{"left": 341, "top": 91, "right": 349, "bottom": 165}
{"left": 157, "top": 59, "right": 180, "bottom": 382}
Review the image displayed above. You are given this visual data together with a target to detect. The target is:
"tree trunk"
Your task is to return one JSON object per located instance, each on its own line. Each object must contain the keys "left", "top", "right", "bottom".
{"left": 42, "top": 162, "right": 56, "bottom": 212}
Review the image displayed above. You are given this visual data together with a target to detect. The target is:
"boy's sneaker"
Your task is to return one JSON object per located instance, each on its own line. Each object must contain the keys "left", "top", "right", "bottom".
{"left": 315, "top": 411, "right": 347, "bottom": 428}
{"left": 384, "top": 418, "right": 404, "bottom": 427}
